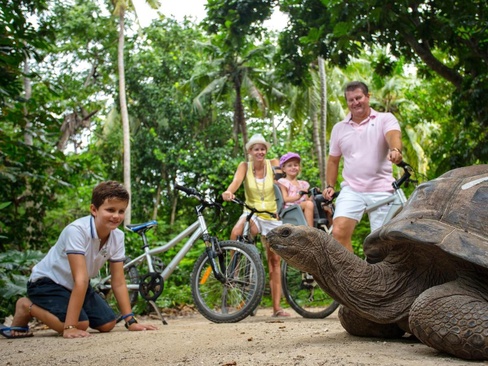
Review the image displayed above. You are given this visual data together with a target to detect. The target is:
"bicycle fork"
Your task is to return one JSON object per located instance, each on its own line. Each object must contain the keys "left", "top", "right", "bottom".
{"left": 197, "top": 211, "right": 248, "bottom": 287}
{"left": 201, "top": 235, "right": 227, "bottom": 283}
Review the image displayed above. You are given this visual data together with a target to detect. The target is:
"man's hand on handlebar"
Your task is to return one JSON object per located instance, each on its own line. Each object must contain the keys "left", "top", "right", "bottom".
{"left": 388, "top": 148, "right": 403, "bottom": 165}
{"left": 323, "top": 186, "right": 335, "bottom": 201}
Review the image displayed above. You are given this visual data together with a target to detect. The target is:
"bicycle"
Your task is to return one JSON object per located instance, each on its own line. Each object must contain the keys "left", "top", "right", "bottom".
{"left": 93, "top": 185, "right": 265, "bottom": 324}
{"left": 275, "top": 161, "right": 416, "bottom": 318}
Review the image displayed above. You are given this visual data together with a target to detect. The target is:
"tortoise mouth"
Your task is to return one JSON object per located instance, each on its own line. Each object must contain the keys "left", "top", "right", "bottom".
{"left": 266, "top": 230, "right": 285, "bottom": 248}
{"left": 269, "top": 243, "right": 286, "bottom": 252}
{"left": 266, "top": 232, "right": 287, "bottom": 252}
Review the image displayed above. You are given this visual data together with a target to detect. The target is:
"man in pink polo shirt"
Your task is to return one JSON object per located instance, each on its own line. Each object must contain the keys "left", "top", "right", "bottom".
{"left": 323, "top": 81, "right": 403, "bottom": 253}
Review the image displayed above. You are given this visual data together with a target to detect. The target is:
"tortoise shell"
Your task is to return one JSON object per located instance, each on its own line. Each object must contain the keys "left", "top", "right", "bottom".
{"left": 364, "top": 164, "right": 488, "bottom": 269}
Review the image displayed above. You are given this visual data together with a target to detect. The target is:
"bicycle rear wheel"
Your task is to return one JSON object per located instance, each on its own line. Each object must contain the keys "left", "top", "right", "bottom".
{"left": 94, "top": 258, "right": 139, "bottom": 308}
{"left": 281, "top": 261, "right": 339, "bottom": 318}
{"left": 124, "top": 258, "right": 140, "bottom": 307}
{"left": 191, "top": 240, "right": 265, "bottom": 323}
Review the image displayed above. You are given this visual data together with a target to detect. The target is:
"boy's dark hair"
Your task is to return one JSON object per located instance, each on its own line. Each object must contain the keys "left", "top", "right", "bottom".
{"left": 91, "top": 181, "right": 130, "bottom": 208}
{"left": 344, "top": 81, "right": 369, "bottom": 98}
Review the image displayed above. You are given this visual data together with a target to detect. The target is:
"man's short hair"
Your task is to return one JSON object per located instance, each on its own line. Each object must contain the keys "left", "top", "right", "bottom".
{"left": 344, "top": 81, "right": 369, "bottom": 98}
{"left": 91, "top": 181, "right": 130, "bottom": 208}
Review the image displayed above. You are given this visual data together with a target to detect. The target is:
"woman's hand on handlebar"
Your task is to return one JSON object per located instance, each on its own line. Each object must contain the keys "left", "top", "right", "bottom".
{"left": 222, "top": 190, "right": 235, "bottom": 201}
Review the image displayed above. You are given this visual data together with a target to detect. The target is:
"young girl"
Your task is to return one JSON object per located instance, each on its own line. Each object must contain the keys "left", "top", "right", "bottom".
{"left": 278, "top": 152, "right": 314, "bottom": 227}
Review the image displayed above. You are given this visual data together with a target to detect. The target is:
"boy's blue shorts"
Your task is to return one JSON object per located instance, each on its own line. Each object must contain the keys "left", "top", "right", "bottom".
{"left": 27, "top": 277, "right": 116, "bottom": 329}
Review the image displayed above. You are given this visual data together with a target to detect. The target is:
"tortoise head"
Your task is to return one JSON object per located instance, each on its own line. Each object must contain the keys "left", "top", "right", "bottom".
{"left": 267, "top": 224, "right": 335, "bottom": 273}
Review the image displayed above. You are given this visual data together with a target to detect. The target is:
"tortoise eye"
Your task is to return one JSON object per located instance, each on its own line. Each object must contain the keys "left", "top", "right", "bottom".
{"left": 281, "top": 227, "right": 292, "bottom": 237}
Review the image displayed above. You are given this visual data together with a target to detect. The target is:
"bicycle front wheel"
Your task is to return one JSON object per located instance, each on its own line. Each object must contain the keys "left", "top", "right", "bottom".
{"left": 281, "top": 261, "right": 339, "bottom": 318}
{"left": 191, "top": 240, "right": 265, "bottom": 323}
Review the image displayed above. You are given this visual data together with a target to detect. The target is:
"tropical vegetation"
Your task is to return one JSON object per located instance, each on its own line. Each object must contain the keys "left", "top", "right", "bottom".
{"left": 0, "top": 0, "right": 486, "bottom": 320}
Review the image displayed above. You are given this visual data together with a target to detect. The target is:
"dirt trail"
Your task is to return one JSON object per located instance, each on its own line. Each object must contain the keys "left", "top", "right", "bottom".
{"left": 1, "top": 308, "right": 485, "bottom": 366}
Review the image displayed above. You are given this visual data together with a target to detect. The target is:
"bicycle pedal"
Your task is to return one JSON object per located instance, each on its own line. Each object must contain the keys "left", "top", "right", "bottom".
{"left": 301, "top": 281, "right": 314, "bottom": 289}
{"left": 300, "top": 272, "right": 315, "bottom": 289}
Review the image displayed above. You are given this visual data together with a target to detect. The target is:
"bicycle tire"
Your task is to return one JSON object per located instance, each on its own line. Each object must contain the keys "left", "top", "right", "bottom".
{"left": 125, "top": 259, "right": 140, "bottom": 307}
{"left": 281, "top": 261, "right": 339, "bottom": 318}
{"left": 95, "top": 259, "right": 140, "bottom": 308}
{"left": 191, "top": 240, "right": 265, "bottom": 323}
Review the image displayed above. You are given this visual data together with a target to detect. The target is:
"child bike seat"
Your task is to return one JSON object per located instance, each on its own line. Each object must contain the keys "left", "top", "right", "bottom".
{"left": 273, "top": 184, "right": 308, "bottom": 226}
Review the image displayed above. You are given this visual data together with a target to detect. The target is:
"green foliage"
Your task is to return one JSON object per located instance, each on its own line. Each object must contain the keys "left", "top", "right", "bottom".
{"left": 0, "top": 250, "right": 45, "bottom": 321}
{"left": 204, "top": 0, "right": 274, "bottom": 45}
{"left": 0, "top": 132, "right": 67, "bottom": 250}
{"left": 278, "top": 0, "right": 488, "bottom": 166}
{"left": 0, "top": 0, "right": 116, "bottom": 252}
{"left": 1, "top": 0, "right": 486, "bottom": 317}
{"left": 0, "top": 0, "right": 54, "bottom": 106}
{"left": 275, "top": 0, "right": 335, "bottom": 85}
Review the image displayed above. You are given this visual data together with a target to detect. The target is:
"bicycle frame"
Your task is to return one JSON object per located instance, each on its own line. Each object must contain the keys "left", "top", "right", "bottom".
{"left": 364, "top": 187, "right": 408, "bottom": 226}
{"left": 97, "top": 221, "right": 202, "bottom": 291}
{"left": 362, "top": 162, "right": 413, "bottom": 226}
{"left": 232, "top": 198, "right": 276, "bottom": 245}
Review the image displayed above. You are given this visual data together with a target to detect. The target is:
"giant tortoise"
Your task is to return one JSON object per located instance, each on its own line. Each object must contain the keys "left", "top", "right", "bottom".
{"left": 267, "top": 164, "right": 488, "bottom": 360}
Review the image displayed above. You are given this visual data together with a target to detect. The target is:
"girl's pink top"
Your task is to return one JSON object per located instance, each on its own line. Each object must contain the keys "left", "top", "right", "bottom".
{"left": 278, "top": 178, "right": 310, "bottom": 208}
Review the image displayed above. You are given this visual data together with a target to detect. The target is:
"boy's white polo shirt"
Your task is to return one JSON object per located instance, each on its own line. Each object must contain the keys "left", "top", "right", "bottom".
{"left": 30, "top": 215, "right": 125, "bottom": 290}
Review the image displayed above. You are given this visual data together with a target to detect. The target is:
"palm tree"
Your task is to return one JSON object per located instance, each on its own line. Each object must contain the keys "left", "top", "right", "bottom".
{"left": 279, "top": 61, "right": 345, "bottom": 189}
{"left": 190, "top": 40, "right": 274, "bottom": 154}
{"left": 111, "top": 0, "right": 159, "bottom": 224}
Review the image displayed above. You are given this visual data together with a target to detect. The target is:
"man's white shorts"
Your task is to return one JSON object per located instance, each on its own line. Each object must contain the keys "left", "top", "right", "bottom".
{"left": 333, "top": 185, "right": 393, "bottom": 231}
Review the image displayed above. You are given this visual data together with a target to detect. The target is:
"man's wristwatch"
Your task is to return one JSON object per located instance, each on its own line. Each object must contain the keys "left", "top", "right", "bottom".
{"left": 326, "top": 185, "right": 334, "bottom": 190}
{"left": 390, "top": 148, "right": 402, "bottom": 154}
{"left": 125, "top": 317, "right": 138, "bottom": 329}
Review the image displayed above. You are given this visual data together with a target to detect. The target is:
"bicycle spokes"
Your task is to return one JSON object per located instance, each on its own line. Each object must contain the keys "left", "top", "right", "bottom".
{"left": 282, "top": 262, "right": 339, "bottom": 318}
{"left": 191, "top": 241, "right": 265, "bottom": 323}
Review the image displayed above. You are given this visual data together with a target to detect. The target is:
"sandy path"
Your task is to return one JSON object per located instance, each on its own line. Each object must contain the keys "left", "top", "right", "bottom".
{"left": 1, "top": 308, "right": 484, "bottom": 366}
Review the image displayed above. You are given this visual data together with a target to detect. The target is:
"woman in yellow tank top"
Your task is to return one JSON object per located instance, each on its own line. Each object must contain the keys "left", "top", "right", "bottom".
{"left": 222, "top": 134, "right": 290, "bottom": 317}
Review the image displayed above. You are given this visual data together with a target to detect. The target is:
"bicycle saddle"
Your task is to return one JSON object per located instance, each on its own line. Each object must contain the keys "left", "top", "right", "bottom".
{"left": 126, "top": 220, "right": 158, "bottom": 233}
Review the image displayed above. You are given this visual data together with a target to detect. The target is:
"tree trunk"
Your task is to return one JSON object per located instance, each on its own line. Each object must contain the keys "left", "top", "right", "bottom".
{"left": 234, "top": 77, "right": 248, "bottom": 157}
{"left": 152, "top": 183, "right": 161, "bottom": 221}
{"left": 23, "top": 57, "right": 32, "bottom": 146}
{"left": 170, "top": 177, "right": 178, "bottom": 226}
{"left": 118, "top": 9, "right": 132, "bottom": 225}
{"left": 311, "top": 110, "right": 321, "bottom": 169}
{"left": 318, "top": 57, "right": 327, "bottom": 190}
{"left": 271, "top": 114, "right": 278, "bottom": 146}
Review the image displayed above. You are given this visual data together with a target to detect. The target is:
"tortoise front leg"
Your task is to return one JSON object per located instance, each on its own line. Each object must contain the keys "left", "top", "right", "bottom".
{"left": 409, "top": 280, "right": 488, "bottom": 360}
{"left": 338, "top": 306, "right": 405, "bottom": 338}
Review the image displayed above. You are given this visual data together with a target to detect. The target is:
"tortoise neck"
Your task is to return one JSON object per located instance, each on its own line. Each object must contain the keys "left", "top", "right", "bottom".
{"left": 314, "top": 238, "right": 413, "bottom": 322}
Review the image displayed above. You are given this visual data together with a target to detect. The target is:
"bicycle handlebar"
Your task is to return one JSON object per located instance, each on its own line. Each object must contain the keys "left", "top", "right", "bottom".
{"left": 300, "top": 188, "right": 339, "bottom": 205}
{"left": 175, "top": 185, "right": 223, "bottom": 211}
{"left": 393, "top": 161, "right": 416, "bottom": 189}
{"left": 175, "top": 184, "right": 200, "bottom": 197}
{"left": 396, "top": 160, "right": 413, "bottom": 172}
{"left": 230, "top": 198, "right": 276, "bottom": 219}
